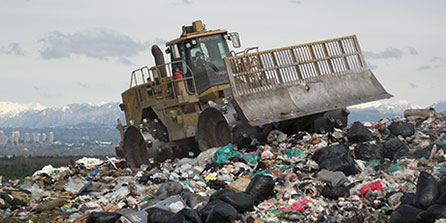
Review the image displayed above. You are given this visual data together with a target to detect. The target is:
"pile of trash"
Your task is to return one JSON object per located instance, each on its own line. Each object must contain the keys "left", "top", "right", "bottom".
{"left": 1, "top": 109, "right": 446, "bottom": 223}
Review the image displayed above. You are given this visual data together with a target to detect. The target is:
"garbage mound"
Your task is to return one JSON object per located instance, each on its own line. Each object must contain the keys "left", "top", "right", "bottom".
{"left": 1, "top": 111, "right": 446, "bottom": 222}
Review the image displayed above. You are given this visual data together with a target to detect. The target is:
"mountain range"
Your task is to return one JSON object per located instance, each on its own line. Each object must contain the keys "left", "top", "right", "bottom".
{"left": 0, "top": 102, "right": 125, "bottom": 128}
{"left": 0, "top": 100, "right": 445, "bottom": 128}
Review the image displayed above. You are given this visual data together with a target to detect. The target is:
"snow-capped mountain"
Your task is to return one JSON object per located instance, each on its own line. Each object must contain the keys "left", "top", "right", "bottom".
{"left": 349, "top": 100, "right": 416, "bottom": 115}
{"left": 0, "top": 99, "right": 444, "bottom": 128}
{"left": 431, "top": 100, "right": 446, "bottom": 113}
{"left": 0, "top": 102, "right": 125, "bottom": 128}
{"left": 347, "top": 99, "right": 446, "bottom": 123}
{"left": 0, "top": 102, "right": 47, "bottom": 118}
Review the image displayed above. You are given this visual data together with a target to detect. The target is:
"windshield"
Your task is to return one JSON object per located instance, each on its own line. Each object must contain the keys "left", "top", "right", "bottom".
{"left": 188, "top": 34, "right": 229, "bottom": 71}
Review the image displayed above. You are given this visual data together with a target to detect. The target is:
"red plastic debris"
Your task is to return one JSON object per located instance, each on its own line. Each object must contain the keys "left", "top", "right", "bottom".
{"left": 282, "top": 199, "right": 312, "bottom": 211}
{"left": 360, "top": 181, "right": 382, "bottom": 196}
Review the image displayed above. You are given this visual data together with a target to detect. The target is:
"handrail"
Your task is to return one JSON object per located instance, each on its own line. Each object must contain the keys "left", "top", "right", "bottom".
{"left": 128, "top": 60, "right": 198, "bottom": 101}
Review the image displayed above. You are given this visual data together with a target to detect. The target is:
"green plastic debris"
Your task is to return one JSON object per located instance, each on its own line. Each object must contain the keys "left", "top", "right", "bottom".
{"left": 438, "top": 142, "right": 446, "bottom": 146}
{"left": 264, "top": 206, "right": 282, "bottom": 219}
{"left": 254, "top": 169, "right": 272, "bottom": 175}
{"left": 214, "top": 144, "right": 241, "bottom": 164}
{"left": 437, "top": 167, "right": 446, "bottom": 173}
{"left": 387, "top": 164, "right": 403, "bottom": 173}
{"left": 243, "top": 153, "right": 259, "bottom": 166}
{"left": 285, "top": 149, "right": 304, "bottom": 158}
{"left": 179, "top": 181, "right": 191, "bottom": 188}
{"left": 275, "top": 164, "right": 295, "bottom": 171}
{"left": 366, "top": 159, "right": 381, "bottom": 170}
{"left": 380, "top": 206, "right": 390, "bottom": 212}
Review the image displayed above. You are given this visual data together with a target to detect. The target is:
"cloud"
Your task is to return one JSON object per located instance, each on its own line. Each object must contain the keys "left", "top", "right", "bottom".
{"left": 0, "top": 42, "right": 25, "bottom": 56}
{"left": 117, "top": 57, "right": 134, "bottom": 66}
{"left": 408, "top": 47, "right": 418, "bottom": 55}
{"left": 289, "top": 0, "right": 302, "bottom": 3}
{"left": 418, "top": 65, "right": 432, "bottom": 70}
{"left": 39, "top": 28, "right": 147, "bottom": 60}
{"left": 77, "top": 82, "right": 89, "bottom": 88}
{"left": 409, "top": 83, "right": 417, "bottom": 88}
{"left": 368, "top": 63, "right": 378, "bottom": 71}
{"left": 170, "top": 0, "right": 192, "bottom": 5}
{"left": 431, "top": 56, "right": 444, "bottom": 63}
{"left": 363, "top": 48, "right": 404, "bottom": 59}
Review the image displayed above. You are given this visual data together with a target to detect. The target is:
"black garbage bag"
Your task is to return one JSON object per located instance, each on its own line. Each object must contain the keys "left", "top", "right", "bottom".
{"left": 207, "top": 179, "right": 227, "bottom": 190}
{"left": 199, "top": 200, "right": 227, "bottom": 223}
{"left": 320, "top": 183, "right": 355, "bottom": 199}
{"left": 390, "top": 204, "right": 423, "bottom": 223}
{"left": 217, "top": 192, "right": 254, "bottom": 213}
{"left": 401, "top": 193, "right": 415, "bottom": 205}
{"left": 180, "top": 190, "right": 209, "bottom": 210}
{"left": 145, "top": 207, "right": 174, "bottom": 223}
{"left": 168, "top": 208, "right": 202, "bottom": 223}
{"left": 383, "top": 137, "right": 409, "bottom": 160}
{"left": 205, "top": 201, "right": 238, "bottom": 223}
{"left": 410, "top": 144, "right": 435, "bottom": 159}
{"left": 245, "top": 175, "right": 275, "bottom": 204}
{"left": 410, "top": 143, "right": 446, "bottom": 160}
{"left": 355, "top": 143, "right": 384, "bottom": 161}
{"left": 347, "top": 121, "right": 372, "bottom": 143}
{"left": 414, "top": 171, "right": 439, "bottom": 209}
{"left": 312, "top": 144, "right": 360, "bottom": 175}
{"left": 416, "top": 204, "right": 446, "bottom": 223}
{"left": 210, "top": 189, "right": 235, "bottom": 201}
{"left": 435, "top": 192, "right": 446, "bottom": 205}
{"left": 438, "top": 176, "right": 446, "bottom": 195}
{"left": 86, "top": 212, "right": 121, "bottom": 223}
{"left": 155, "top": 181, "right": 184, "bottom": 200}
{"left": 389, "top": 121, "right": 415, "bottom": 137}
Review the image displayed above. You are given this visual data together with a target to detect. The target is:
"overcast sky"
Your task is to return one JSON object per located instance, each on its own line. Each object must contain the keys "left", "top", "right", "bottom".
{"left": 1, "top": 0, "right": 445, "bottom": 107}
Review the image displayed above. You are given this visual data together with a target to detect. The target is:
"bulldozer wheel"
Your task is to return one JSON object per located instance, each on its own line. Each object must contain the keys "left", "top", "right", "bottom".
{"left": 196, "top": 108, "right": 232, "bottom": 151}
{"left": 123, "top": 126, "right": 149, "bottom": 168}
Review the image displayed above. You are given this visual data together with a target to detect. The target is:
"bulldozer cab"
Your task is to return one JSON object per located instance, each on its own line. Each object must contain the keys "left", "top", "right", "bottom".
{"left": 166, "top": 20, "right": 240, "bottom": 94}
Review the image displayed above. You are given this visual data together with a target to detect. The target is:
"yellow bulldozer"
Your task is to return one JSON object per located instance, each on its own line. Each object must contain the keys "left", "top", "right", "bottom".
{"left": 115, "top": 20, "right": 392, "bottom": 168}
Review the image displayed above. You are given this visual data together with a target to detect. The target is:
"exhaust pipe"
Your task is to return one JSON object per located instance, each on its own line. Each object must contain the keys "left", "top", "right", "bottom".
{"left": 151, "top": 44, "right": 167, "bottom": 78}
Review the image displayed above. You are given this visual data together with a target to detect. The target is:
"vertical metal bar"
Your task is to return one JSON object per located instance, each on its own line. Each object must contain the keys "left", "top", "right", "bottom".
{"left": 300, "top": 47, "right": 311, "bottom": 79}
{"left": 338, "top": 40, "right": 351, "bottom": 71}
{"left": 289, "top": 48, "right": 303, "bottom": 80}
{"left": 322, "top": 43, "right": 334, "bottom": 74}
{"left": 277, "top": 50, "right": 290, "bottom": 84}
{"left": 304, "top": 46, "right": 316, "bottom": 78}
{"left": 256, "top": 53, "right": 269, "bottom": 86}
{"left": 271, "top": 52, "right": 283, "bottom": 85}
{"left": 309, "top": 45, "right": 321, "bottom": 76}
{"left": 327, "top": 42, "right": 340, "bottom": 72}
{"left": 352, "top": 35, "right": 366, "bottom": 69}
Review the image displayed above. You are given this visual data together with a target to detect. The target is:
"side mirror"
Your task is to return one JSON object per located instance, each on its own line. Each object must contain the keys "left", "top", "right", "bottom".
{"left": 228, "top": 32, "right": 241, "bottom": 48}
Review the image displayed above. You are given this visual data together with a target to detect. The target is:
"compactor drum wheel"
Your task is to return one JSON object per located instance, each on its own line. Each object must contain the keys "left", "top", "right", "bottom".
{"left": 123, "top": 125, "right": 168, "bottom": 168}
{"left": 196, "top": 107, "right": 232, "bottom": 151}
{"left": 123, "top": 126, "right": 149, "bottom": 168}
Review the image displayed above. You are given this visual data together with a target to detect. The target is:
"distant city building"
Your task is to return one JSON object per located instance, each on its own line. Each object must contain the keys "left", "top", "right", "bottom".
{"left": 11, "top": 131, "right": 20, "bottom": 145}
{"left": 0, "top": 131, "right": 8, "bottom": 146}
{"left": 48, "top": 132, "right": 54, "bottom": 143}
{"left": 32, "top": 133, "right": 40, "bottom": 143}
{"left": 41, "top": 133, "right": 47, "bottom": 142}
{"left": 23, "top": 133, "right": 31, "bottom": 144}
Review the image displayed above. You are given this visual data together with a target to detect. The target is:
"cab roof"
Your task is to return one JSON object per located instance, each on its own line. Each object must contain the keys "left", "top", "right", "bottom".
{"left": 166, "top": 20, "right": 227, "bottom": 46}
